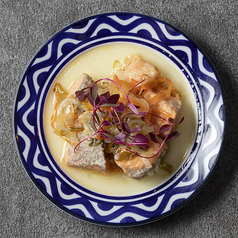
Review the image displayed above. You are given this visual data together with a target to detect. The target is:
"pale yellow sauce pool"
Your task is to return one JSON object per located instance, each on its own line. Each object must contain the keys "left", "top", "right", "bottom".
{"left": 44, "top": 43, "right": 197, "bottom": 196}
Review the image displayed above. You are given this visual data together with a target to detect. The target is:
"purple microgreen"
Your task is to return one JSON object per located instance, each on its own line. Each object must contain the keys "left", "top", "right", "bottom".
{"left": 122, "top": 122, "right": 131, "bottom": 135}
{"left": 159, "top": 124, "right": 171, "bottom": 134}
{"left": 94, "top": 78, "right": 130, "bottom": 104}
{"left": 177, "top": 116, "right": 185, "bottom": 124}
{"left": 140, "top": 112, "right": 146, "bottom": 117}
{"left": 95, "top": 95, "right": 100, "bottom": 105}
{"left": 101, "top": 133, "right": 116, "bottom": 141}
{"left": 110, "top": 112, "right": 116, "bottom": 124}
{"left": 109, "top": 111, "right": 114, "bottom": 119}
{"left": 138, "top": 144, "right": 149, "bottom": 149}
{"left": 146, "top": 112, "right": 172, "bottom": 124}
{"left": 74, "top": 122, "right": 115, "bottom": 152}
{"left": 77, "top": 92, "right": 87, "bottom": 101}
{"left": 100, "top": 129, "right": 111, "bottom": 136}
{"left": 87, "top": 89, "right": 95, "bottom": 106}
{"left": 94, "top": 111, "right": 100, "bottom": 125}
{"left": 102, "top": 133, "right": 148, "bottom": 147}
{"left": 74, "top": 123, "right": 104, "bottom": 152}
{"left": 139, "top": 113, "right": 160, "bottom": 135}
{"left": 91, "top": 83, "right": 98, "bottom": 100}
{"left": 74, "top": 131, "right": 98, "bottom": 152}
{"left": 167, "top": 131, "right": 180, "bottom": 140}
{"left": 128, "top": 103, "right": 139, "bottom": 115}
{"left": 88, "top": 84, "right": 100, "bottom": 106}
{"left": 113, "top": 108, "right": 123, "bottom": 129}
{"left": 101, "top": 120, "right": 111, "bottom": 127}
{"left": 146, "top": 113, "right": 184, "bottom": 128}
{"left": 107, "top": 94, "right": 120, "bottom": 104}
{"left": 117, "top": 126, "right": 122, "bottom": 132}
{"left": 99, "top": 95, "right": 108, "bottom": 104}
{"left": 132, "top": 133, "right": 149, "bottom": 144}
{"left": 97, "top": 107, "right": 103, "bottom": 113}
{"left": 99, "top": 132, "right": 120, "bottom": 143}
{"left": 75, "top": 87, "right": 89, "bottom": 101}
{"left": 101, "top": 91, "right": 110, "bottom": 99}
{"left": 74, "top": 77, "right": 184, "bottom": 158}
{"left": 114, "top": 102, "right": 126, "bottom": 113}
{"left": 101, "top": 103, "right": 119, "bottom": 108}
{"left": 131, "top": 126, "right": 141, "bottom": 134}
{"left": 120, "top": 111, "right": 181, "bottom": 140}
{"left": 128, "top": 79, "right": 146, "bottom": 96}
{"left": 114, "top": 133, "right": 127, "bottom": 142}
{"left": 168, "top": 118, "right": 175, "bottom": 124}
{"left": 90, "top": 116, "right": 97, "bottom": 132}
{"left": 125, "top": 136, "right": 167, "bottom": 159}
{"left": 149, "top": 133, "right": 160, "bottom": 143}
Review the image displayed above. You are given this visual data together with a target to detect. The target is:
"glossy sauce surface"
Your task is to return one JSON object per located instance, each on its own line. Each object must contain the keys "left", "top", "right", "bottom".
{"left": 44, "top": 43, "right": 197, "bottom": 196}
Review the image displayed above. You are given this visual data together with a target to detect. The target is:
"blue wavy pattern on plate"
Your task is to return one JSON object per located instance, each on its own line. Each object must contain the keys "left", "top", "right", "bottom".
{"left": 14, "top": 13, "right": 226, "bottom": 226}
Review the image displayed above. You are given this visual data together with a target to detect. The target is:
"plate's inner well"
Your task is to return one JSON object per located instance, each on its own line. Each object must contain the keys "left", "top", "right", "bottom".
{"left": 43, "top": 42, "right": 197, "bottom": 196}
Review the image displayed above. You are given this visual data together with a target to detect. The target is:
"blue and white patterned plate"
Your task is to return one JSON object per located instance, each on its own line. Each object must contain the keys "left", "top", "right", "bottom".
{"left": 13, "top": 13, "right": 226, "bottom": 226}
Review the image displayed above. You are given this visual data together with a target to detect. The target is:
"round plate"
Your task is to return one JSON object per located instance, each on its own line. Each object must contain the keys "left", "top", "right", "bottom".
{"left": 13, "top": 12, "right": 226, "bottom": 226}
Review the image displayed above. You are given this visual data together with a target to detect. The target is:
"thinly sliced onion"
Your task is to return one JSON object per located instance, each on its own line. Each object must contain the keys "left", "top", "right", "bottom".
{"left": 143, "top": 158, "right": 152, "bottom": 169}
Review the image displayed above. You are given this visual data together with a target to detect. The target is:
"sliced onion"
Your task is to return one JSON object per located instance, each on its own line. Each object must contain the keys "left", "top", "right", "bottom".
{"left": 143, "top": 158, "right": 152, "bottom": 169}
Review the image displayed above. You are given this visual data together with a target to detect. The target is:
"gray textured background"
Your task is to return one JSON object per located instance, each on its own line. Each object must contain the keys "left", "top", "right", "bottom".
{"left": 1, "top": 0, "right": 237, "bottom": 237}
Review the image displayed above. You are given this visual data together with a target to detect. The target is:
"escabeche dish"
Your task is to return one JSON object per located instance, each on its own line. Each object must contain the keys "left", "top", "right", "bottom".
{"left": 13, "top": 12, "right": 226, "bottom": 226}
